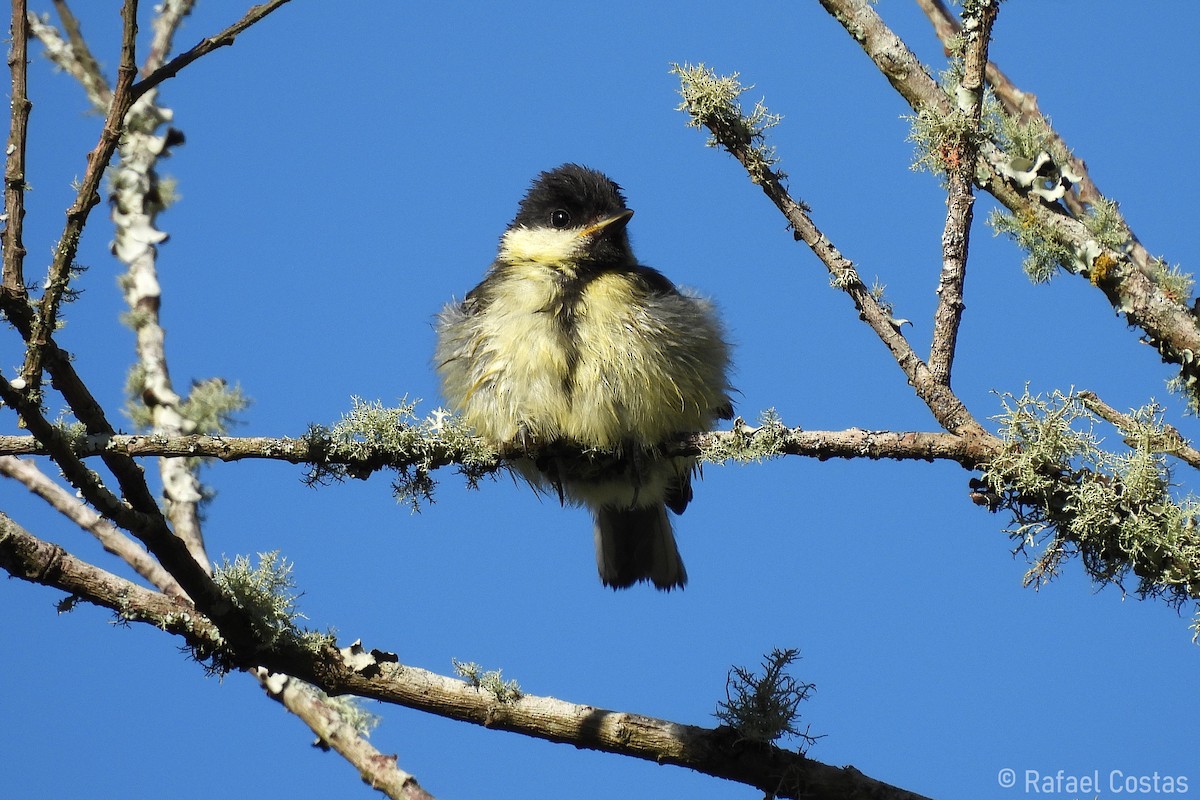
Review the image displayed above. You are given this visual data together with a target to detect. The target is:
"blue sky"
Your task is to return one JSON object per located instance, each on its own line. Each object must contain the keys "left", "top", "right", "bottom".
{"left": 4, "top": 2, "right": 1198, "bottom": 798}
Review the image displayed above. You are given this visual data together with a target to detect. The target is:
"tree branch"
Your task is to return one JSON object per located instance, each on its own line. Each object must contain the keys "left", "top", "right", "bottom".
{"left": 253, "top": 670, "right": 437, "bottom": 800}
{"left": 913, "top": 0, "right": 1160, "bottom": 276}
{"left": 144, "top": 0, "right": 196, "bottom": 74}
{"left": 0, "top": 515, "right": 930, "bottom": 800}
{"left": 1076, "top": 391, "right": 1200, "bottom": 471}
{"left": 110, "top": 12, "right": 210, "bottom": 570}
{"left": 130, "top": 0, "right": 294, "bottom": 102}
{"left": 927, "top": 0, "right": 997, "bottom": 386}
{"left": 673, "top": 65, "right": 993, "bottom": 443}
{"left": 49, "top": 0, "right": 112, "bottom": 106}
{"left": 19, "top": 0, "right": 139, "bottom": 397}
{"left": 0, "top": 372, "right": 263, "bottom": 662}
{"left": 819, "top": 0, "right": 1200, "bottom": 395}
{"left": 0, "top": 454, "right": 186, "bottom": 596}
{"left": 2, "top": 0, "right": 31, "bottom": 301}
{"left": 26, "top": 9, "right": 111, "bottom": 109}
{"left": 0, "top": 426, "right": 998, "bottom": 470}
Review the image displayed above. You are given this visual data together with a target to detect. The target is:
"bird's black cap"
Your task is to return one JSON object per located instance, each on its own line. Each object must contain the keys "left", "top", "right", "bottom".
{"left": 510, "top": 164, "right": 636, "bottom": 264}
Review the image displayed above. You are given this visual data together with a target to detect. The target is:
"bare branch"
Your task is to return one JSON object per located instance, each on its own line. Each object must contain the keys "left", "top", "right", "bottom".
{"left": 0, "top": 455, "right": 185, "bottom": 596}
{"left": 0, "top": 510, "right": 204, "bottom": 628}
{"left": 19, "top": 0, "right": 139, "bottom": 396}
{"left": 322, "top": 665, "right": 926, "bottom": 800}
{"left": 47, "top": 0, "right": 112, "bottom": 107}
{"left": 144, "top": 0, "right": 197, "bottom": 74}
{"left": 928, "top": 0, "right": 997, "bottom": 386}
{"left": 131, "top": 0, "right": 294, "bottom": 102}
{"left": 2, "top": 0, "right": 32, "bottom": 301}
{"left": 254, "top": 671, "right": 437, "bottom": 800}
{"left": 9, "top": 6, "right": 192, "bottom": 555}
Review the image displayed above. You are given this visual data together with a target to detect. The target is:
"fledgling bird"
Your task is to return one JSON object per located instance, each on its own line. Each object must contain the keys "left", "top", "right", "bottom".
{"left": 435, "top": 164, "right": 732, "bottom": 590}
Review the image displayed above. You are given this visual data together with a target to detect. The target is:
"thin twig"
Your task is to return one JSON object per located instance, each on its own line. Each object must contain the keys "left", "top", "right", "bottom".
{"left": 0, "top": 455, "right": 186, "bottom": 596}
{"left": 19, "top": 0, "right": 139, "bottom": 396}
{"left": 1077, "top": 391, "right": 1200, "bottom": 471}
{"left": 50, "top": 0, "right": 112, "bottom": 107}
{"left": 928, "top": 1, "right": 998, "bottom": 385}
{"left": 2, "top": 0, "right": 31, "bottom": 300}
{"left": 131, "top": 0, "right": 294, "bottom": 101}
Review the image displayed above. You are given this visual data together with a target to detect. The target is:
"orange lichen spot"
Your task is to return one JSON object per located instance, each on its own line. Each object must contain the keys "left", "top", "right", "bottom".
{"left": 1090, "top": 252, "right": 1117, "bottom": 286}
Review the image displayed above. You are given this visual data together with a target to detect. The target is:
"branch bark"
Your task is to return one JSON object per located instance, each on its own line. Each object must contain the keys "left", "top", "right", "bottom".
{"left": 0, "top": 454, "right": 186, "bottom": 596}
{"left": 0, "top": 426, "right": 999, "bottom": 470}
{"left": 927, "top": 0, "right": 997, "bottom": 386}
{"left": 130, "top": 0, "right": 293, "bottom": 101}
{"left": 2, "top": 0, "right": 31, "bottom": 300}
{"left": 19, "top": 0, "right": 139, "bottom": 396}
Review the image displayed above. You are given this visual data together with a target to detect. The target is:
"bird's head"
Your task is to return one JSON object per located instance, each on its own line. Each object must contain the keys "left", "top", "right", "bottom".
{"left": 499, "top": 164, "right": 636, "bottom": 267}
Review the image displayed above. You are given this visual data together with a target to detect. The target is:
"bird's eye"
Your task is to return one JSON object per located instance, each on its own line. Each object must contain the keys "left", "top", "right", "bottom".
{"left": 550, "top": 209, "right": 571, "bottom": 229}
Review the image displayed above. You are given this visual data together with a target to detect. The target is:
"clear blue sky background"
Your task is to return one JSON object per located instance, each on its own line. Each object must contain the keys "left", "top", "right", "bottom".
{"left": 4, "top": 3, "right": 1198, "bottom": 799}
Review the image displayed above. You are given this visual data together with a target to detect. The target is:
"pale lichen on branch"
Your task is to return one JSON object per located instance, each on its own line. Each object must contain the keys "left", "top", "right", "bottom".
{"left": 212, "top": 550, "right": 334, "bottom": 672}
{"left": 982, "top": 388, "right": 1200, "bottom": 620}
{"left": 670, "top": 62, "right": 788, "bottom": 186}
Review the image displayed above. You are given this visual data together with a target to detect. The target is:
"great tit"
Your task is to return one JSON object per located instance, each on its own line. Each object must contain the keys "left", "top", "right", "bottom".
{"left": 435, "top": 164, "right": 732, "bottom": 590}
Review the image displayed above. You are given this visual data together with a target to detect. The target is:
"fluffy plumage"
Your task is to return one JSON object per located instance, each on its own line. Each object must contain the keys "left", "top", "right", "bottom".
{"left": 435, "top": 164, "right": 732, "bottom": 590}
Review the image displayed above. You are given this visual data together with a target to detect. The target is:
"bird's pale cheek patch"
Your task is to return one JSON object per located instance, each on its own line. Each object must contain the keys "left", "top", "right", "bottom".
{"left": 499, "top": 226, "right": 586, "bottom": 265}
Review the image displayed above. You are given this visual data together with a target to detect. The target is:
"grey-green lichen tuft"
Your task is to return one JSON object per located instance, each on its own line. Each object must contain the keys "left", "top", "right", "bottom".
{"left": 906, "top": 60, "right": 1003, "bottom": 180}
{"left": 211, "top": 551, "right": 334, "bottom": 672}
{"left": 714, "top": 648, "right": 819, "bottom": 750}
{"left": 181, "top": 378, "right": 249, "bottom": 437}
{"left": 304, "top": 397, "right": 499, "bottom": 511}
{"left": 671, "top": 62, "right": 783, "bottom": 179}
{"left": 981, "top": 389, "right": 1200, "bottom": 630}
{"left": 989, "top": 198, "right": 1127, "bottom": 284}
{"left": 701, "top": 409, "right": 789, "bottom": 465}
{"left": 453, "top": 658, "right": 522, "bottom": 704}
{"left": 311, "top": 688, "right": 380, "bottom": 740}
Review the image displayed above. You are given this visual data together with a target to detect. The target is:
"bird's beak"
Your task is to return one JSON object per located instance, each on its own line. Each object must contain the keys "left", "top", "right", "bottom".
{"left": 579, "top": 209, "right": 634, "bottom": 239}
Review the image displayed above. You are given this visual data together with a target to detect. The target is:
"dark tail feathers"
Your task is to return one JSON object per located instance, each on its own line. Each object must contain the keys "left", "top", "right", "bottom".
{"left": 593, "top": 505, "right": 687, "bottom": 591}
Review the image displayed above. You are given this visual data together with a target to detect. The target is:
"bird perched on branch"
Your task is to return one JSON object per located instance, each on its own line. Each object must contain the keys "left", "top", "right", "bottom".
{"left": 435, "top": 164, "right": 732, "bottom": 590}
